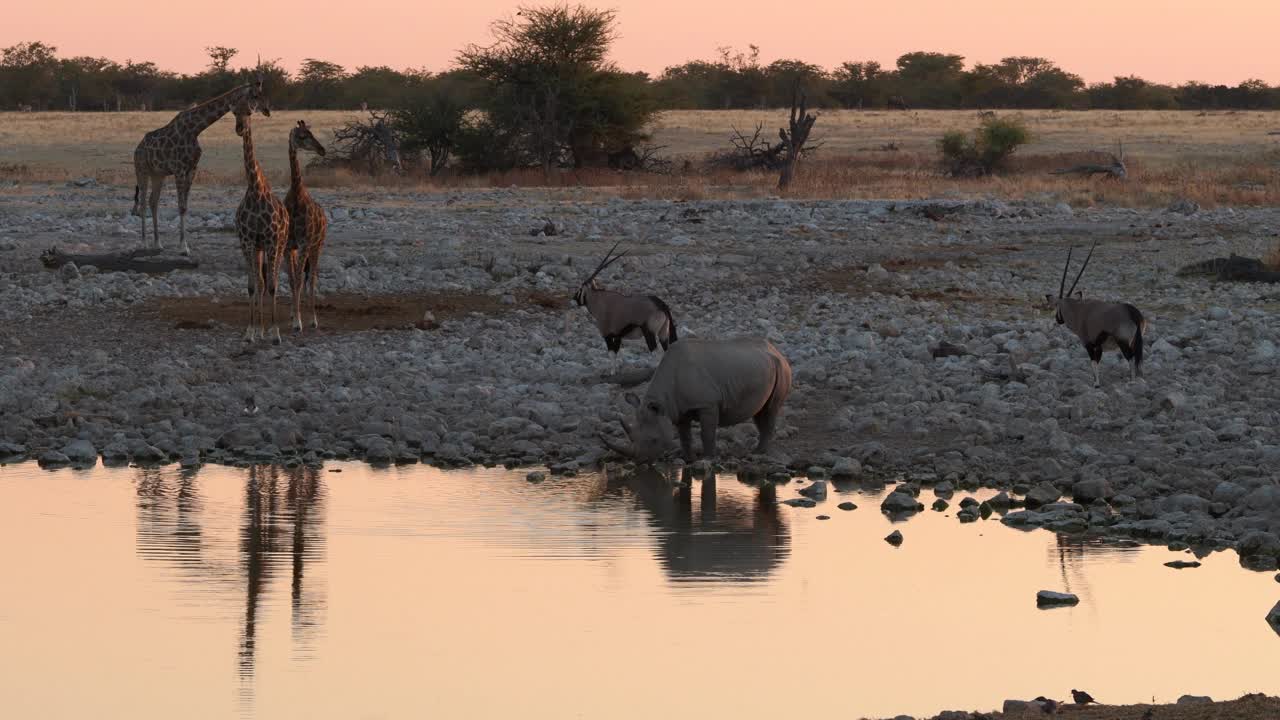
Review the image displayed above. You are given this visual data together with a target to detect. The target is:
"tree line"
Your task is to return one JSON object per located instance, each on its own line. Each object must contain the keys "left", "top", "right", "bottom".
{"left": 4, "top": 38, "right": 1279, "bottom": 113}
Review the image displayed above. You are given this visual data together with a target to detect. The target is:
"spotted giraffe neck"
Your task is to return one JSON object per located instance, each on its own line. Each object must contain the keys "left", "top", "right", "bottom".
{"left": 288, "top": 139, "right": 306, "bottom": 195}
{"left": 241, "top": 123, "right": 271, "bottom": 195}
{"left": 179, "top": 85, "right": 251, "bottom": 136}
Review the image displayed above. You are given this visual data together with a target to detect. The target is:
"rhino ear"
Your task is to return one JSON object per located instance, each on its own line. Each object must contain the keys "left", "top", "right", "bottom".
{"left": 624, "top": 392, "right": 640, "bottom": 408}
{"left": 1074, "top": 290, "right": 1083, "bottom": 299}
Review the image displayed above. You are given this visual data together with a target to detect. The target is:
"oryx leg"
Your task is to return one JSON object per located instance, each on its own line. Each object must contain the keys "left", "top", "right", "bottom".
{"left": 642, "top": 326, "right": 658, "bottom": 352}
{"left": 605, "top": 335, "right": 622, "bottom": 375}
{"left": 677, "top": 417, "right": 695, "bottom": 460}
{"left": 697, "top": 408, "right": 720, "bottom": 459}
{"left": 1117, "top": 336, "right": 1139, "bottom": 381}
{"left": 1130, "top": 323, "right": 1145, "bottom": 379}
{"left": 1085, "top": 336, "right": 1107, "bottom": 387}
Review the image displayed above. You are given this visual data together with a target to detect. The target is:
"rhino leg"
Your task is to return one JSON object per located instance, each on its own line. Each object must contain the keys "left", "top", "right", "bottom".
{"left": 677, "top": 418, "right": 695, "bottom": 460}
{"left": 698, "top": 408, "right": 719, "bottom": 459}
{"left": 752, "top": 359, "right": 791, "bottom": 455}
{"left": 753, "top": 410, "right": 777, "bottom": 455}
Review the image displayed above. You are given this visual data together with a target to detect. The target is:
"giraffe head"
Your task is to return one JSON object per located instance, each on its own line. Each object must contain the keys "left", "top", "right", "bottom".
{"left": 234, "top": 103, "right": 253, "bottom": 138}
{"left": 233, "top": 88, "right": 271, "bottom": 137}
{"left": 244, "top": 78, "right": 271, "bottom": 118}
{"left": 290, "top": 121, "right": 327, "bottom": 157}
{"left": 250, "top": 76, "right": 271, "bottom": 117}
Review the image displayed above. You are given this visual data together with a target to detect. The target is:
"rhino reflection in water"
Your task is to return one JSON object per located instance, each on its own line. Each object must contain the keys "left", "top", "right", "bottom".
{"left": 608, "top": 466, "right": 789, "bottom": 582}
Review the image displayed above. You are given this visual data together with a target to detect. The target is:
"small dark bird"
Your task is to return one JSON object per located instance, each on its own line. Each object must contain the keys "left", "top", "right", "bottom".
{"left": 243, "top": 395, "right": 258, "bottom": 416}
{"left": 1072, "top": 689, "right": 1097, "bottom": 705}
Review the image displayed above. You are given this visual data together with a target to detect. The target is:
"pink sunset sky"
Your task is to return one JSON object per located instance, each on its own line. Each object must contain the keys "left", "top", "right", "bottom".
{"left": 8, "top": 0, "right": 1279, "bottom": 85}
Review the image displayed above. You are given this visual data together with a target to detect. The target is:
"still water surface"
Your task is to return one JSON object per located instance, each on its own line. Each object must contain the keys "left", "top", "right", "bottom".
{"left": 1, "top": 461, "right": 1278, "bottom": 719}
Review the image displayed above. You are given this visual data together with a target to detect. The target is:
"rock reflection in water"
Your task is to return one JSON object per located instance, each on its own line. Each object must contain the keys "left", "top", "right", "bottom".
{"left": 606, "top": 466, "right": 789, "bottom": 583}
{"left": 133, "top": 464, "right": 326, "bottom": 708}
{"left": 5, "top": 462, "right": 1279, "bottom": 719}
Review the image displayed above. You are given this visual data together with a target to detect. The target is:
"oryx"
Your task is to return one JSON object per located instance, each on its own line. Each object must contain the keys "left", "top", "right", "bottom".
{"left": 573, "top": 242, "right": 678, "bottom": 373}
{"left": 1045, "top": 241, "right": 1147, "bottom": 386}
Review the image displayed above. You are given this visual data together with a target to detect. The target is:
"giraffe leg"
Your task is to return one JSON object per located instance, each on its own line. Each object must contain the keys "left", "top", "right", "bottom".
{"left": 147, "top": 177, "right": 163, "bottom": 249}
{"left": 134, "top": 174, "right": 148, "bottom": 246}
{"left": 307, "top": 254, "right": 320, "bottom": 329}
{"left": 257, "top": 249, "right": 270, "bottom": 340}
{"left": 244, "top": 249, "right": 258, "bottom": 343}
{"left": 175, "top": 171, "right": 194, "bottom": 256}
{"left": 288, "top": 249, "right": 303, "bottom": 333}
{"left": 267, "top": 251, "right": 282, "bottom": 345}
{"left": 132, "top": 165, "right": 145, "bottom": 217}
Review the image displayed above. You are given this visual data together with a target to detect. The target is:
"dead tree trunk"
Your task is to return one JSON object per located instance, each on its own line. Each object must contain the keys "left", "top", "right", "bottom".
{"left": 1052, "top": 142, "right": 1127, "bottom": 180}
{"left": 778, "top": 86, "right": 818, "bottom": 191}
{"left": 40, "top": 247, "right": 199, "bottom": 273}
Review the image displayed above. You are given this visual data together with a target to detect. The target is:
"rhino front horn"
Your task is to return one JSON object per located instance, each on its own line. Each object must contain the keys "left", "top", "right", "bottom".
{"left": 599, "top": 433, "right": 633, "bottom": 458}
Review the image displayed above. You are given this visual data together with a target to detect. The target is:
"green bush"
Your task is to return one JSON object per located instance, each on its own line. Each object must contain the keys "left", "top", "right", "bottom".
{"left": 390, "top": 75, "right": 475, "bottom": 176}
{"left": 457, "top": 5, "right": 658, "bottom": 173}
{"left": 453, "top": 117, "right": 528, "bottom": 173}
{"left": 938, "top": 117, "right": 1030, "bottom": 176}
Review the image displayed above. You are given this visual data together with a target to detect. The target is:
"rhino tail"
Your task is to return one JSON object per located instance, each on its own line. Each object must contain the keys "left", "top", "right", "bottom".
{"left": 649, "top": 295, "right": 677, "bottom": 343}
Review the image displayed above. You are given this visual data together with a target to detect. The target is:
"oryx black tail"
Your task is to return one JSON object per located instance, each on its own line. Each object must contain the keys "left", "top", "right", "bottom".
{"left": 1125, "top": 303, "right": 1144, "bottom": 373}
{"left": 649, "top": 295, "right": 677, "bottom": 344}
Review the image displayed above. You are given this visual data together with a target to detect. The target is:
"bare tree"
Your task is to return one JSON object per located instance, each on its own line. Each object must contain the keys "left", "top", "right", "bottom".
{"left": 778, "top": 85, "right": 818, "bottom": 190}
{"left": 706, "top": 123, "right": 787, "bottom": 171}
{"left": 326, "top": 110, "right": 403, "bottom": 176}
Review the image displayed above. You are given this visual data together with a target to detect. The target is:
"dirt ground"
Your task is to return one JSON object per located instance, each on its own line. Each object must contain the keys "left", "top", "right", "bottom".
{"left": 135, "top": 289, "right": 562, "bottom": 333}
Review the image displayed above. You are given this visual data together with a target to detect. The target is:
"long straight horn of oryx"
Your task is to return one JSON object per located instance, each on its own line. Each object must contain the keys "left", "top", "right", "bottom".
{"left": 1059, "top": 246, "right": 1073, "bottom": 298}
{"left": 1066, "top": 240, "right": 1098, "bottom": 297}
{"left": 583, "top": 240, "right": 626, "bottom": 286}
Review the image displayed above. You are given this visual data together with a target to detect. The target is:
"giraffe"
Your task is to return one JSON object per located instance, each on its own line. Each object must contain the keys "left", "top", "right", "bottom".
{"left": 132, "top": 77, "right": 270, "bottom": 255}
{"left": 233, "top": 106, "right": 290, "bottom": 344}
{"left": 283, "top": 121, "right": 329, "bottom": 332}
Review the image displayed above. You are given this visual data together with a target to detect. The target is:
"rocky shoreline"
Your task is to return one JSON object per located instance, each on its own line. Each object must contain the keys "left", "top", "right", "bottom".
{"left": 3, "top": 181, "right": 1280, "bottom": 570}
{"left": 872, "top": 692, "right": 1280, "bottom": 719}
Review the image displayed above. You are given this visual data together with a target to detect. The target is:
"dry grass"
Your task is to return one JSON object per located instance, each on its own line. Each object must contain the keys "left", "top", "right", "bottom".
{"left": 3, "top": 109, "right": 1280, "bottom": 211}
